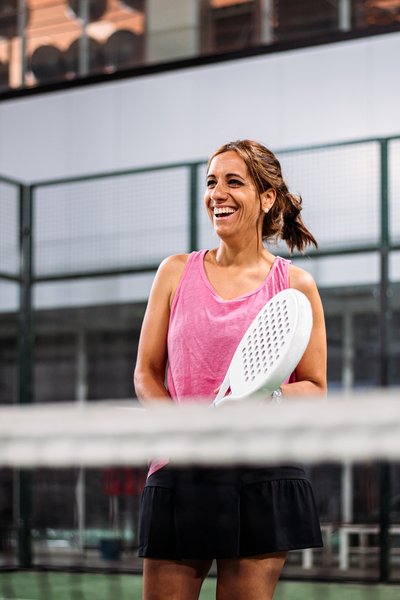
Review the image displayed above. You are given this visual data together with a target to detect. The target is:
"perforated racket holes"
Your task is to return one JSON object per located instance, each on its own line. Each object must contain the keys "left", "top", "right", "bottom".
{"left": 241, "top": 299, "right": 292, "bottom": 382}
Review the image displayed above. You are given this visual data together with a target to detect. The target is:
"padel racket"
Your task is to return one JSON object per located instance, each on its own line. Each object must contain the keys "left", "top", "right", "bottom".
{"left": 212, "top": 288, "right": 312, "bottom": 407}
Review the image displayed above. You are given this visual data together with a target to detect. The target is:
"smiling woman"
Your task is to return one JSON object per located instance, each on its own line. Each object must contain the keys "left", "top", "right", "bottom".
{"left": 134, "top": 139, "right": 327, "bottom": 600}
{"left": 205, "top": 140, "right": 318, "bottom": 253}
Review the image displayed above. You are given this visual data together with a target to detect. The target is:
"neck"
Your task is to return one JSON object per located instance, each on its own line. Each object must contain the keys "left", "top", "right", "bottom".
{"left": 213, "top": 239, "right": 268, "bottom": 267}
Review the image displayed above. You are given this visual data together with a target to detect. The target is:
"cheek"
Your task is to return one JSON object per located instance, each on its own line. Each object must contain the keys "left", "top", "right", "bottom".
{"left": 204, "top": 192, "right": 213, "bottom": 213}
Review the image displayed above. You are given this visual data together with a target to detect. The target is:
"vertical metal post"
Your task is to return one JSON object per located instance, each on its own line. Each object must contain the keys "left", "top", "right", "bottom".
{"left": 338, "top": 0, "right": 352, "bottom": 32}
{"left": 79, "top": 0, "right": 90, "bottom": 76}
{"left": 379, "top": 139, "right": 390, "bottom": 388}
{"left": 189, "top": 164, "right": 198, "bottom": 251}
{"left": 17, "top": 0, "right": 27, "bottom": 88}
{"left": 342, "top": 309, "right": 354, "bottom": 391}
{"left": 378, "top": 138, "right": 391, "bottom": 583}
{"left": 76, "top": 330, "right": 88, "bottom": 554}
{"left": 17, "top": 184, "right": 33, "bottom": 567}
{"left": 261, "top": 0, "right": 274, "bottom": 44}
{"left": 341, "top": 462, "right": 353, "bottom": 524}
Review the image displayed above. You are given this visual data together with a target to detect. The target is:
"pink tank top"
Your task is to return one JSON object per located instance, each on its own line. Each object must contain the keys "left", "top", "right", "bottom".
{"left": 148, "top": 250, "right": 291, "bottom": 476}
{"left": 167, "top": 250, "right": 291, "bottom": 403}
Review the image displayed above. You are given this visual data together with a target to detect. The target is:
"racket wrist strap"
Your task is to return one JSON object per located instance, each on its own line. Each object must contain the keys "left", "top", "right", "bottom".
{"left": 270, "top": 387, "right": 283, "bottom": 404}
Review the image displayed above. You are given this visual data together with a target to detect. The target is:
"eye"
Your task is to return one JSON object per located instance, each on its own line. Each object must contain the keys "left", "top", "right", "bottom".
{"left": 206, "top": 179, "right": 216, "bottom": 188}
{"left": 228, "top": 178, "right": 243, "bottom": 186}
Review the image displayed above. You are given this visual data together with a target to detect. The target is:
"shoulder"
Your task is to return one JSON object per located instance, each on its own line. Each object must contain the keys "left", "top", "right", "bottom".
{"left": 159, "top": 253, "right": 190, "bottom": 271}
{"left": 152, "top": 253, "right": 191, "bottom": 305}
{"left": 156, "top": 253, "right": 191, "bottom": 282}
{"left": 288, "top": 263, "right": 318, "bottom": 296}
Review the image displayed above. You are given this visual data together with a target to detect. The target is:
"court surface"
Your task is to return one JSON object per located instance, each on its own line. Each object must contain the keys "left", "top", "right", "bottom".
{"left": 1, "top": 572, "right": 400, "bottom": 600}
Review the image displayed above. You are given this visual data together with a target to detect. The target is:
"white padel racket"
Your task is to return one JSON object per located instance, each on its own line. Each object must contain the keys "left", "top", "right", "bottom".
{"left": 212, "top": 288, "right": 313, "bottom": 407}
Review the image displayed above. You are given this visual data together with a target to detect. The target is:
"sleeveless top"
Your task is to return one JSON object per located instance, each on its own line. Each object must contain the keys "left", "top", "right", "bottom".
{"left": 167, "top": 250, "right": 291, "bottom": 403}
{"left": 148, "top": 250, "right": 291, "bottom": 476}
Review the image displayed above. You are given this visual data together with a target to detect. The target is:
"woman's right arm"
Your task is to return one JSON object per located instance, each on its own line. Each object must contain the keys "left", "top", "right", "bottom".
{"left": 133, "top": 254, "right": 187, "bottom": 406}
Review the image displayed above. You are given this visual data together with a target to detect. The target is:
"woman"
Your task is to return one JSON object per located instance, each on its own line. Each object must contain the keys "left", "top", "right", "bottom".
{"left": 134, "top": 139, "right": 327, "bottom": 600}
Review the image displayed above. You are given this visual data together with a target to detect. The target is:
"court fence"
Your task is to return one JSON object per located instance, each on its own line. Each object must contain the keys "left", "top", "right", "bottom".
{"left": 0, "top": 134, "right": 400, "bottom": 582}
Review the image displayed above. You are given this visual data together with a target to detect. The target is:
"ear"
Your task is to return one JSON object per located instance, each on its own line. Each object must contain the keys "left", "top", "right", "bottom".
{"left": 261, "top": 188, "right": 277, "bottom": 213}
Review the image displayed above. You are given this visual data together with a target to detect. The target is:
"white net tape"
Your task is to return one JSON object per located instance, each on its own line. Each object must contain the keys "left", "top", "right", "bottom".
{"left": 0, "top": 390, "right": 399, "bottom": 468}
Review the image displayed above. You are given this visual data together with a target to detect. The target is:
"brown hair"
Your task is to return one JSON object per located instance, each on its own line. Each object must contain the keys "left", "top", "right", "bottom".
{"left": 208, "top": 139, "right": 317, "bottom": 253}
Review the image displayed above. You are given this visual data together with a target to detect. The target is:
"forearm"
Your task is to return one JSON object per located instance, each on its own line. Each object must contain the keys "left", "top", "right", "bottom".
{"left": 280, "top": 379, "right": 327, "bottom": 399}
{"left": 134, "top": 369, "right": 173, "bottom": 407}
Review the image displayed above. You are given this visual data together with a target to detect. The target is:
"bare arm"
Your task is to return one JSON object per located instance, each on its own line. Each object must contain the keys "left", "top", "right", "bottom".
{"left": 133, "top": 254, "right": 188, "bottom": 407}
{"left": 280, "top": 265, "right": 327, "bottom": 399}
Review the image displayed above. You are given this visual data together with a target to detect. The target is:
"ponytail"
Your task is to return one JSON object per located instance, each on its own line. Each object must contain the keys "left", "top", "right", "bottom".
{"left": 263, "top": 186, "right": 317, "bottom": 253}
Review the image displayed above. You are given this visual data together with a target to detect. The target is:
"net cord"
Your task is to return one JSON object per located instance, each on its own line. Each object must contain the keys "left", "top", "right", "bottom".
{"left": 0, "top": 391, "right": 399, "bottom": 467}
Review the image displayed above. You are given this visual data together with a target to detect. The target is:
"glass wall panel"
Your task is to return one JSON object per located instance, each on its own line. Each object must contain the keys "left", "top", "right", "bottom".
{"left": 14, "top": 0, "right": 144, "bottom": 89}
{"left": 3, "top": 1, "right": 400, "bottom": 95}
{"left": 272, "top": 0, "right": 338, "bottom": 42}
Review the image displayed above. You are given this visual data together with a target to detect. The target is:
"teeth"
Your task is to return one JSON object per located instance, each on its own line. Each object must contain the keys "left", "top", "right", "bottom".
{"left": 214, "top": 207, "right": 236, "bottom": 215}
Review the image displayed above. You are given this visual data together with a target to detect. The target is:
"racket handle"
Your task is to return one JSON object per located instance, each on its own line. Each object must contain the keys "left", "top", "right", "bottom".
{"left": 213, "top": 387, "right": 283, "bottom": 408}
{"left": 212, "top": 372, "right": 231, "bottom": 407}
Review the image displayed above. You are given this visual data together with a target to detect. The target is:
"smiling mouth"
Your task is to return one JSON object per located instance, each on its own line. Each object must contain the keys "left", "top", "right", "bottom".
{"left": 213, "top": 207, "right": 237, "bottom": 219}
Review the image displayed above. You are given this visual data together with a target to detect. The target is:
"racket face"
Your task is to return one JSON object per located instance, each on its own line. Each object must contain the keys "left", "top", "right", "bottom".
{"left": 228, "top": 289, "right": 312, "bottom": 398}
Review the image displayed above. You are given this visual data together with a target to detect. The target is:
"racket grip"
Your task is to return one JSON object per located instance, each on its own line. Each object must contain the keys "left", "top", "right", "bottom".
{"left": 212, "top": 372, "right": 231, "bottom": 407}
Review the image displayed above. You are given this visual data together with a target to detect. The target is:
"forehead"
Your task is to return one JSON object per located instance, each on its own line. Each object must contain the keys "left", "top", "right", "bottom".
{"left": 207, "top": 150, "right": 248, "bottom": 177}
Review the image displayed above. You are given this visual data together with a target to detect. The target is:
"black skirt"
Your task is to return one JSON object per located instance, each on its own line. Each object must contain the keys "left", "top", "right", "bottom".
{"left": 138, "top": 465, "right": 323, "bottom": 560}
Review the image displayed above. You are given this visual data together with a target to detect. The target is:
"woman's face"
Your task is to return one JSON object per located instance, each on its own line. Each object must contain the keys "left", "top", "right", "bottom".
{"left": 204, "top": 151, "right": 264, "bottom": 241}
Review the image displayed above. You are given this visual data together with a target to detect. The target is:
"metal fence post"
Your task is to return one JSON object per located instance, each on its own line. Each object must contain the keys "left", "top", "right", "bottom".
{"left": 189, "top": 164, "right": 199, "bottom": 251}
{"left": 17, "top": 183, "right": 33, "bottom": 567}
{"left": 378, "top": 138, "right": 391, "bottom": 583}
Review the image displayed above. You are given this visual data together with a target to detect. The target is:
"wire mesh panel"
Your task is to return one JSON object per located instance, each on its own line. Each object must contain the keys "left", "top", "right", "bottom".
{"left": 0, "top": 179, "right": 19, "bottom": 277}
{"left": 389, "top": 140, "right": 400, "bottom": 244}
{"left": 278, "top": 142, "right": 381, "bottom": 250}
{"left": 291, "top": 252, "right": 380, "bottom": 288}
{"left": 33, "top": 273, "right": 155, "bottom": 309}
{"left": 390, "top": 252, "right": 400, "bottom": 283}
{"left": 0, "top": 280, "right": 19, "bottom": 313}
{"left": 34, "top": 168, "right": 190, "bottom": 277}
{"left": 0, "top": 281, "right": 18, "bottom": 404}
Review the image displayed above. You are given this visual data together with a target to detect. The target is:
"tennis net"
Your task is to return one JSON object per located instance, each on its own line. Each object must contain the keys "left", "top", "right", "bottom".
{"left": 1, "top": 391, "right": 400, "bottom": 598}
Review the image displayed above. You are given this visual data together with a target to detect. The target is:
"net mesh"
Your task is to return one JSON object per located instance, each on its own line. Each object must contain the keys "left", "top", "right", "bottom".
{"left": 1, "top": 392, "right": 400, "bottom": 597}
{"left": 1, "top": 393, "right": 399, "bottom": 468}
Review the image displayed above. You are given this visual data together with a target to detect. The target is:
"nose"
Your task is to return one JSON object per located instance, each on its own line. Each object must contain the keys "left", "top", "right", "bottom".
{"left": 210, "top": 181, "right": 228, "bottom": 203}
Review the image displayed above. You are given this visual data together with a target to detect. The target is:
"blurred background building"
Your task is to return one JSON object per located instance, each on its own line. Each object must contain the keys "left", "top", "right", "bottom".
{"left": 1, "top": 1, "right": 400, "bottom": 93}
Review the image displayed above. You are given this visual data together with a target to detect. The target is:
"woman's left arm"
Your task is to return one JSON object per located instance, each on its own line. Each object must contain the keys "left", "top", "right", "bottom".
{"left": 280, "top": 265, "right": 327, "bottom": 398}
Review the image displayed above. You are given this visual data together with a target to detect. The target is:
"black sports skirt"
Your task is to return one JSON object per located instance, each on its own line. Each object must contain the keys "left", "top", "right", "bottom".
{"left": 138, "top": 465, "right": 323, "bottom": 559}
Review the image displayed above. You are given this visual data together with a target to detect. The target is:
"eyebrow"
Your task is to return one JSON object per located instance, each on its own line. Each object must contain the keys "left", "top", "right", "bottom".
{"left": 206, "top": 172, "right": 246, "bottom": 180}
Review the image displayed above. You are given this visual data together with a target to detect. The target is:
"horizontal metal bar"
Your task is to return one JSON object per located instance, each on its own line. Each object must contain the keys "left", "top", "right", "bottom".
{"left": 0, "top": 271, "right": 21, "bottom": 283}
{"left": 33, "top": 264, "right": 161, "bottom": 283}
{"left": 31, "top": 162, "right": 206, "bottom": 189}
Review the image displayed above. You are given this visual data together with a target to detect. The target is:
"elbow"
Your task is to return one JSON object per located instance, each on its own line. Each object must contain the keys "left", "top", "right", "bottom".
{"left": 133, "top": 365, "right": 146, "bottom": 398}
{"left": 313, "top": 379, "right": 328, "bottom": 398}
